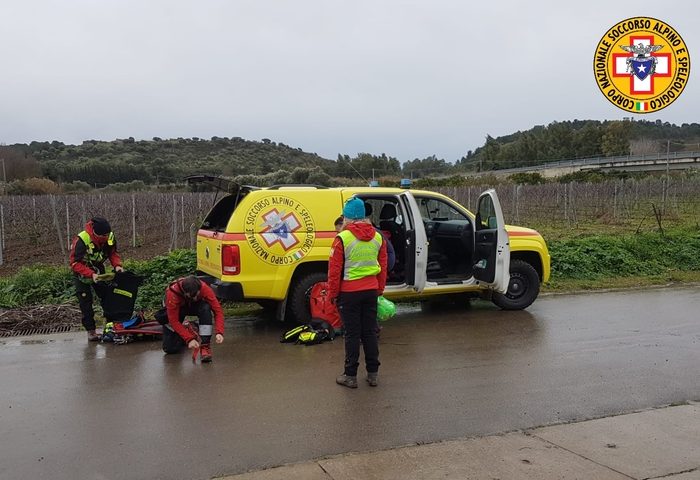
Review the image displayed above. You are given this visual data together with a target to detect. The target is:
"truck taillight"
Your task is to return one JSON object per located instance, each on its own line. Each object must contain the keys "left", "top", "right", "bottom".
{"left": 222, "top": 245, "right": 240, "bottom": 275}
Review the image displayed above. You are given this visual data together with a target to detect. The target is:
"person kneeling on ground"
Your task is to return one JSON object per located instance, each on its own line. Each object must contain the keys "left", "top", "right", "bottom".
{"left": 160, "top": 276, "right": 225, "bottom": 363}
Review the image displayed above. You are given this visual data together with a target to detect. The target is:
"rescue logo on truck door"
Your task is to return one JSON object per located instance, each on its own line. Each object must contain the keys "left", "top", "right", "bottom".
{"left": 244, "top": 196, "right": 315, "bottom": 265}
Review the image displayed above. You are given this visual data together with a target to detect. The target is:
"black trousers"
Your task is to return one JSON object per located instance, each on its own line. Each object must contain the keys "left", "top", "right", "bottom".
{"left": 162, "top": 301, "right": 213, "bottom": 354}
{"left": 74, "top": 276, "right": 108, "bottom": 332}
{"left": 338, "top": 290, "right": 380, "bottom": 376}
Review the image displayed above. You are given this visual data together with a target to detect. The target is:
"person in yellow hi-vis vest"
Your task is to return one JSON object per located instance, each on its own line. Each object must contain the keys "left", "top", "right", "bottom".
{"left": 328, "top": 197, "right": 388, "bottom": 388}
{"left": 69, "top": 217, "right": 124, "bottom": 341}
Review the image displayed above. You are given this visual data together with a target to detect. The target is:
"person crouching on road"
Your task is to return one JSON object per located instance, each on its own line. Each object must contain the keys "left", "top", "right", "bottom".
{"left": 162, "top": 276, "right": 225, "bottom": 363}
{"left": 329, "top": 197, "right": 388, "bottom": 388}
{"left": 69, "top": 217, "right": 124, "bottom": 342}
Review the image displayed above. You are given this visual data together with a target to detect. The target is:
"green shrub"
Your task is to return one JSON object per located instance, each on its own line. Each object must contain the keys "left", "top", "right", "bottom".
{"left": 0, "top": 265, "right": 73, "bottom": 307}
{"left": 0, "top": 249, "right": 197, "bottom": 309}
{"left": 550, "top": 227, "right": 700, "bottom": 280}
{"left": 62, "top": 180, "right": 93, "bottom": 193}
{"left": 124, "top": 249, "right": 197, "bottom": 309}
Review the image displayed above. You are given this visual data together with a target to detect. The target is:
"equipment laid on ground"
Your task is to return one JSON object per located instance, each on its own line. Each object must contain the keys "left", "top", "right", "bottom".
{"left": 280, "top": 319, "right": 335, "bottom": 346}
{"left": 98, "top": 271, "right": 163, "bottom": 344}
{"left": 309, "top": 281, "right": 342, "bottom": 334}
{"left": 101, "top": 314, "right": 163, "bottom": 345}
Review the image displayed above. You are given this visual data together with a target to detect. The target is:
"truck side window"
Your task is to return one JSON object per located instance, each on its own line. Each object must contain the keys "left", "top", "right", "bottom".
{"left": 416, "top": 197, "right": 468, "bottom": 222}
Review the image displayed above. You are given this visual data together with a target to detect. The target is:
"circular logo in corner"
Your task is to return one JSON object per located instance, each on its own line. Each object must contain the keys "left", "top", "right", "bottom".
{"left": 243, "top": 195, "right": 315, "bottom": 266}
{"left": 594, "top": 17, "right": 690, "bottom": 113}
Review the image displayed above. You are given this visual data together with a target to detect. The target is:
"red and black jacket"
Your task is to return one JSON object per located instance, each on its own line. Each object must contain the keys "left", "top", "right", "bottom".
{"left": 165, "top": 278, "right": 225, "bottom": 343}
{"left": 69, "top": 221, "right": 122, "bottom": 279}
{"left": 327, "top": 221, "right": 388, "bottom": 301}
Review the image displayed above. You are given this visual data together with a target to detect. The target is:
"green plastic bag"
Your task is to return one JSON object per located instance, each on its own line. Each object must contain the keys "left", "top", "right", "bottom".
{"left": 377, "top": 296, "right": 396, "bottom": 322}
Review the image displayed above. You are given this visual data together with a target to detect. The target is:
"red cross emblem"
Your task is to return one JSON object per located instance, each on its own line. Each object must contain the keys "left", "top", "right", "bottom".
{"left": 612, "top": 35, "right": 671, "bottom": 94}
{"left": 259, "top": 208, "right": 301, "bottom": 250}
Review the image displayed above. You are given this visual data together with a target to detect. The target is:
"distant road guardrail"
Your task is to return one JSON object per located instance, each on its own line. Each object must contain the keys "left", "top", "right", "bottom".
{"left": 477, "top": 151, "right": 700, "bottom": 177}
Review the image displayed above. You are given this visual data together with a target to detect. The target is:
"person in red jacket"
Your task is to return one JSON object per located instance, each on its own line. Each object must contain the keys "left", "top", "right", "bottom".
{"left": 69, "top": 217, "right": 123, "bottom": 341}
{"left": 161, "top": 276, "right": 225, "bottom": 363}
{"left": 328, "top": 197, "right": 388, "bottom": 388}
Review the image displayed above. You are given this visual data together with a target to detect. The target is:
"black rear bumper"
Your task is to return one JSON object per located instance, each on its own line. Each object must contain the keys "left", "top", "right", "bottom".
{"left": 196, "top": 273, "right": 244, "bottom": 301}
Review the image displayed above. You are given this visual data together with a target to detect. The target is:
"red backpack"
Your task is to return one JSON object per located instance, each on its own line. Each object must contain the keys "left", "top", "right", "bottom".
{"left": 309, "top": 282, "right": 342, "bottom": 333}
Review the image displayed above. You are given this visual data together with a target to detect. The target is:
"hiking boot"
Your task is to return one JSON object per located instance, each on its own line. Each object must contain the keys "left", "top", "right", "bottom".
{"left": 336, "top": 374, "right": 358, "bottom": 389}
{"left": 200, "top": 343, "right": 212, "bottom": 363}
{"left": 87, "top": 330, "right": 100, "bottom": 342}
{"left": 366, "top": 372, "right": 378, "bottom": 387}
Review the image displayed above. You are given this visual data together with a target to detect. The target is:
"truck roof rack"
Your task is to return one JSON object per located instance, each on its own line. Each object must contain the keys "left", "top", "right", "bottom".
{"left": 267, "top": 184, "right": 329, "bottom": 190}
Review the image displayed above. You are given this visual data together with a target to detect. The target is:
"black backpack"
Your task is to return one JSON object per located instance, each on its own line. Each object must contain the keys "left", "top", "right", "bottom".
{"left": 100, "top": 271, "right": 144, "bottom": 322}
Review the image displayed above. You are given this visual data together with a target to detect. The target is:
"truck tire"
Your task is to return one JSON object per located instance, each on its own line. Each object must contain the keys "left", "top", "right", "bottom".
{"left": 288, "top": 271, "right": 327, "bottom": 324}
{"left": 492, "top": 259, "right": 540, "bottom": 310}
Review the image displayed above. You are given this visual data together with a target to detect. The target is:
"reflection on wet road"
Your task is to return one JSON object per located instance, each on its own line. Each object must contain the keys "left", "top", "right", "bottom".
{"left": 1, "top": 287, "right": 699, "bottom": 480}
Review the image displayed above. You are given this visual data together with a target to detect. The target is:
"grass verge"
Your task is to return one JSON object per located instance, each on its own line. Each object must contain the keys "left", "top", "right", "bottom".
{"left": 0, "top": 227, "right": 698, "bottom": 310}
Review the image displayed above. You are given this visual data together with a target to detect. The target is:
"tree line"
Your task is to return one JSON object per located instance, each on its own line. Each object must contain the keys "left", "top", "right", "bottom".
{"left": 1, "top": 119, "right": 699, "bottom": 192}
{"left": 457, "top": 119, "right": 700, "bottom": 172}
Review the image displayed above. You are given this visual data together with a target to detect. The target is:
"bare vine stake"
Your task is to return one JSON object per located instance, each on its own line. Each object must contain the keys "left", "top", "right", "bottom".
{"left": 66, "top": 200, "right": 71, "bottom": 251}
{"left": 661, "top": 177, "right": 667, "bottom": 215}
{"left": 0, "top": 205, "right": 3, "bottom": 266}
{"left": 131, "top": 193, "right": 136, "bottom": 248}
{"left": 181, "top": 195, "right": 185, "bottom": 233}
{"left": 651, "top": 203, "right": 665, "bottom": 236}
{"left": 617, "top": 180, "right": 623, "bottom": 217}
{"left": 0, "top": 204, "right": 4, "bottom": 253}
{"left": 569, "top": 182, "right": 578, "bottom": 225}
{"left": 50, "top": 195, "right": 67, "bottom": 258}
{"left": 170, "top": 196, "right": 177, "bottom": 251}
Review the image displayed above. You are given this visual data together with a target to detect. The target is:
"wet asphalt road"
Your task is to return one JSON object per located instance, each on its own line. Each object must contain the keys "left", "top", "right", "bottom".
{"left": 1, "top": 286, "right": 700, "bottom": 480}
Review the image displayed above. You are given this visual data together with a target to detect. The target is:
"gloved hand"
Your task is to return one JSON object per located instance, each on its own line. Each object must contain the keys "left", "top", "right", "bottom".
{"left": 114, "top": 266, "right": 124, "bottom": 273}
{"left": 188, "top": 339, "right": 200, "bottom": 349}
{"left": 92, "top": 273, "right": 99, "bottom": 283}
{"left": 95, "top": 272, "right": 116, "bottom": 282}
{"left": 215, "top": 334, "right": 224, "bottom": 344}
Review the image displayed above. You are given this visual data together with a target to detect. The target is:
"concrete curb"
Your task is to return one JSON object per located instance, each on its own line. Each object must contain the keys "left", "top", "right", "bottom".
{"left": 218, "top": 403, "right": 700, "bottom": 480}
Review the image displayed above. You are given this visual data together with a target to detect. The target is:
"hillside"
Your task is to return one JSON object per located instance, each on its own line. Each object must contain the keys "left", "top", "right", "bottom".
{"left": 9, "top": 136, "right": 335, "bottom": 187}
{"left": 3, "top": 120, "right": 700, "bottom": 189}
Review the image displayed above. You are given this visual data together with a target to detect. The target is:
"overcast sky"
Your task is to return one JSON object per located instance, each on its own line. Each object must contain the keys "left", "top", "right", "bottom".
{"left": 0, "top": 1, "right": 696, "bottom": 163}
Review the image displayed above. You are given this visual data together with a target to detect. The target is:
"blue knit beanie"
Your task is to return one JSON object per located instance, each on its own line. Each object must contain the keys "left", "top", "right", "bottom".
{"left": 342, "top": 197, "right": 366, "bottom": 220}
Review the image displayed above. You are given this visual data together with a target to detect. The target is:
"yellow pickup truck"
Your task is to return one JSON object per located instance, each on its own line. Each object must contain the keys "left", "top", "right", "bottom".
{"left": 189, "top": 176, "right": 551, "bottom": 323}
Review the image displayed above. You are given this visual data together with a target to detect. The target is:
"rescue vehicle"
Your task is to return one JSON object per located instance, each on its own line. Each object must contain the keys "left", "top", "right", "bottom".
{"left": 188, "top": 176, "right": 551, "bottom": 323}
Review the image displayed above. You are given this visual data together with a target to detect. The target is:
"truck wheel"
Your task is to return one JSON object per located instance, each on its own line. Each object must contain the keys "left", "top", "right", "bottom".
{"left": 492, "top": 259, "right": 540, "bottom": 310}
{"left": 288, "top": 271, "right": 327, "bottom": 324}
